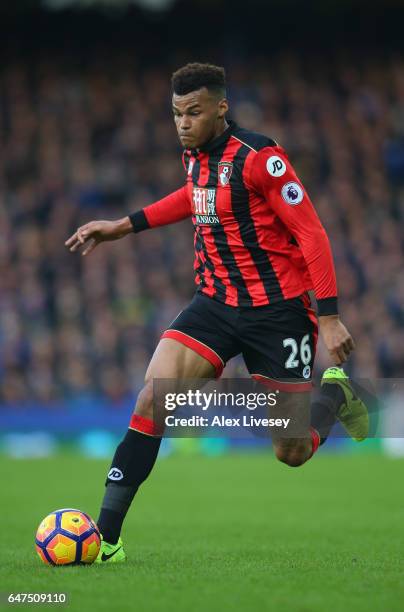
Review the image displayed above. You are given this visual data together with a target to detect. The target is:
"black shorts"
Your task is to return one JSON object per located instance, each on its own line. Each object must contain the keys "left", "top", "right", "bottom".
{"left": 162, "top": 292, "right": 318, "bottom": 392}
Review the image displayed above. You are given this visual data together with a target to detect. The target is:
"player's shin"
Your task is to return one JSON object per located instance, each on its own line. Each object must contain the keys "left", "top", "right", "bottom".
{"left": 311, "top": 389, "right": 341, "bottom": 446}
{"left": 310, "top": 382, "right": 344, "bottom": 446}
{"left": 97, "top": 415, "right": 163, "bottom": 545}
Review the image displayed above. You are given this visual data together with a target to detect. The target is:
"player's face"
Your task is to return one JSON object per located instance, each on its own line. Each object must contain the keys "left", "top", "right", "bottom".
{"left": 172, "top": 87, "right": 228, "bottom": 149}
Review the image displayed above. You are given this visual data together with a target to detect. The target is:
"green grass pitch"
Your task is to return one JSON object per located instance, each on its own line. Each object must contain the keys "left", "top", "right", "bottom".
{"left": 1, "top": 450, "right": 403, "bottom": 611}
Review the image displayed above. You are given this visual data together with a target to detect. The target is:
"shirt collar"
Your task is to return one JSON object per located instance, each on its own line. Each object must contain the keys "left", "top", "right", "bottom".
{"left": 190, "top": 119, "right": 237, "bottom": 155}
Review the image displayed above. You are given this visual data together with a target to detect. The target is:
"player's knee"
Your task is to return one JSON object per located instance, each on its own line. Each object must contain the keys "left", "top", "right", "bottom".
{"left": 274, "top": 442, "right": 309, "bottom": 468}
{"left": 134, "top": 380, "right": 154, "bottom": 419}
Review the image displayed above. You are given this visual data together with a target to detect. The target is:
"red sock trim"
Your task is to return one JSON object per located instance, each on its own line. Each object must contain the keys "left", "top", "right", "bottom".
{"left": 309, "top": 427, "right": 321, "bottom": 458}
{"left": 251, "top": 374, "right": 313, "bottom": 393}
{"left": 161, "top": 329, "right": 224, "bottom": 378}
{"left": 129, "top": 414, "right": 164, "bottom": 437}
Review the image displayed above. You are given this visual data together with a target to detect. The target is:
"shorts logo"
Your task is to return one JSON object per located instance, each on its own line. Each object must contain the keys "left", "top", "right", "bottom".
{"left": 192, "top": 187, "right": 219, "bottom": 225}
{"left": 218, "top": 162, "right": 233, "bottom": 186}
{"left": 108, "top": 468, "right": 123, "bottom": 481}
{"left": 281, "top": 182, "right": 304, "bottom": 205}
{"left": 266, "top": 156, "right": 286, "bottom": 177}
{"left": 303, "top": 365, "right": 311, "bottom": 379}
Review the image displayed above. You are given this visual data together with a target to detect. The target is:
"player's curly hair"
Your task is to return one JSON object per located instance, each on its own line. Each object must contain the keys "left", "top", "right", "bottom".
{"left": 171, "top": 62, "right": 226, "bottom": 97}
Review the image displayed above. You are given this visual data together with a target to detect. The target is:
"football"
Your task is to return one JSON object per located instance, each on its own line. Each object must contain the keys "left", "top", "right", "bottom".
{"left": 35, "top": 509, "right": 100, "bottom": 566}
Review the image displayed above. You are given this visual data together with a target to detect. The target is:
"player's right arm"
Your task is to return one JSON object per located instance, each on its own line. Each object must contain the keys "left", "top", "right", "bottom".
{"left": 65, "top": 185, "right": 192, "bottom": 256}
{"left": 247, "top": 146, "right": 354, "bottom": 365}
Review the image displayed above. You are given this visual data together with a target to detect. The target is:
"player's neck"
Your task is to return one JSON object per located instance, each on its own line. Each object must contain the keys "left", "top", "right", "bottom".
{"left": 211, "top": 118, "right": 229, "bottom": 142}
{"left": 197, "top": 119, "right": 229, "bottom": 152}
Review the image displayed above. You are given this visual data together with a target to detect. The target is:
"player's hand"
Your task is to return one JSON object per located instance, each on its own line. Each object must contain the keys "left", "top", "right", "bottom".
{"left": 318, "top": 315, "right": 355, "bottom": 365}
{"left": 65, "top": 217, "right": 133, "bottom": 256}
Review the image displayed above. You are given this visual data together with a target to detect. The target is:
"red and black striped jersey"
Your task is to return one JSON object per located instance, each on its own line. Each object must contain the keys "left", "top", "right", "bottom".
{"left": 130, "top": 120, "right": 338, "bottom": 315}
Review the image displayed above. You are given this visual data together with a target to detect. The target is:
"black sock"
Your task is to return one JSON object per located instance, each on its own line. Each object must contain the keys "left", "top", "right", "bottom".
{"left": 311, "top": 384, "right": 344, "bottom": 446}
{"left": 97, "top": 428, "right": 162, "bottom": 545}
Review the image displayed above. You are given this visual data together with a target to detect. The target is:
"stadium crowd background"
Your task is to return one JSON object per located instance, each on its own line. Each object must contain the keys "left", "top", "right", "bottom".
{"left": 1, "top": 3, "right": 404, "bottom": 408}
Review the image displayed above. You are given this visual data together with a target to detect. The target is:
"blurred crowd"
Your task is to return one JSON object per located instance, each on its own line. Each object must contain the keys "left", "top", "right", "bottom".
{"left": 1, "top": 51, "right": 404, "bottom": 406}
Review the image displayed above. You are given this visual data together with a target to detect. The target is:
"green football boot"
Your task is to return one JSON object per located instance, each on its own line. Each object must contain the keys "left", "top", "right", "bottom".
{"left": 321, "top": 366, "right": 369, "bottom": 442}
{"left": 95, "top": 536, "right": 127, "bottom": 564}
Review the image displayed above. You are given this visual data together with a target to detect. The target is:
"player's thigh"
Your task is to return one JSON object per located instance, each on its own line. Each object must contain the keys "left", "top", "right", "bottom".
{"left": 135, "top": 339, "right": 215, "bottom": 420}
{"left": 159, "top": 292, "right": 239, "bottom": 380}
{"left": 137, "top": 293, "right": 239, "bottom": 418}
{"left": 146, "top": 337, "right": 216, "bottom": 381}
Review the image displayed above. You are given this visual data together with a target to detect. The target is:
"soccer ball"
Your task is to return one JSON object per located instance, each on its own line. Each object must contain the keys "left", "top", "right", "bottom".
{"left": 35, "top": 508, "right": 101, "bottom": 565}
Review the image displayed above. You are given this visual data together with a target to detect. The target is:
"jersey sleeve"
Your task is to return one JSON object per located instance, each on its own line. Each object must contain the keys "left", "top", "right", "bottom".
{"left": 129, "top": 185, "right": 192, "bottom": 232}
{"left": 248, "top": 146, "right": 338, "bottom": 316}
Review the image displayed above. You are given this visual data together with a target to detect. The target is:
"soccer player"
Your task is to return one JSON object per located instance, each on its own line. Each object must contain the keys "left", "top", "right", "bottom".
{"left": 65, "top": 63, "right": 369, "bottom": 563}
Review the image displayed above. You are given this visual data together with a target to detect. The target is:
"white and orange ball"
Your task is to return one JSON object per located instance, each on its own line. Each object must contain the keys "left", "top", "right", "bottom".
{"left": 35, "top": 509, "right": 100, "bottom": 565}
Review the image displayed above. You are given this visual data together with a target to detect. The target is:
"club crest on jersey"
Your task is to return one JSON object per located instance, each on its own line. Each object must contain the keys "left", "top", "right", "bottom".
{"left": 192, "top": 187, "right": 219, "bottom": 225}
{"left": 218, "top": 162, "right": 233, "bottom": 186}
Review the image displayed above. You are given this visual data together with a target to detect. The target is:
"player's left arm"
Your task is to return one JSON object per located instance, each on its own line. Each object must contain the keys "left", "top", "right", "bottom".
{"left": 248, "top": 146, "right": 354, "bottom": 364}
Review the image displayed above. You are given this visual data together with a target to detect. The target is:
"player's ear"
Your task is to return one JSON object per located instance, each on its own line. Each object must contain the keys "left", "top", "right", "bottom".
{"left": 217, "top": 98, "right": 229, "bottom": 118}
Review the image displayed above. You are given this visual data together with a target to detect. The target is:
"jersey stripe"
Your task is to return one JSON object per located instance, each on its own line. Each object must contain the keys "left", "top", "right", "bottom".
{"left": 191, "top": 154, "right": 200, "bottom": 184}
{"left": 191, "top": 154, "right": 214, "bottom": 295}
{"left": 196, "top": 152, "right": 238, "bottom": 305}
{"left": 204, "top": 141, "right": 251, "bottom": 306}
{"left": 233, "top": 145, "right": 284, "bottom": 303}
{"left": 217, "top": 139, "right": 269, "bottom": 306}
{"left": 193, "top": 154, "right": 229, "bottom": 303}
{"left": 195, "top": 228, "right": 226, "bottom": 300}
{"left": 194, "top": 230, "right": 215, "bottom": 297}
